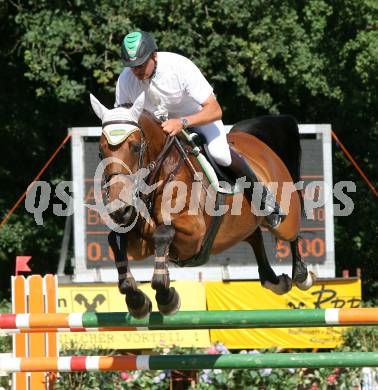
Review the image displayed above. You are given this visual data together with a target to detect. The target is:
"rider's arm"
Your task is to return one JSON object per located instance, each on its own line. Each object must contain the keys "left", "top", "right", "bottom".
{"left": 184, "top": 94, "right": 222, "bottom": 127}
{"left": 161, "top": 94, "right": 222, "bottom": 136}
{"left": 162, "top": 57, "right": 222, "bottom": 136}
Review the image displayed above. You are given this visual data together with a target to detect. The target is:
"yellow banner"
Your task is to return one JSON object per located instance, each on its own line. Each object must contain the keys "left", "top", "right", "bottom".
{"left": 58, "top": 281, "right": 210, "bottom": 350}
{"left": 205, "top": 279, "right": 361, "bottom": 349}
{"left": 57, "top": 279, "right": 361, "bottom": 350}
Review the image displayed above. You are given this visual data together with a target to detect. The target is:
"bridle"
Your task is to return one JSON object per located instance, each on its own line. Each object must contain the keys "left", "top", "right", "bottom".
{"left": 99, "top": 117, "right": 227, "bottom": 266}
{"left": 101, "top": 119, "right": 148, "bottom": 183}
{"left": 100, "top": 119, "right": 147, "bottom": 208}
{"left": 100, "top": 118, "right": 203, "bottom": 219}
{"left": 100, "top": 119, "right": 178, "bottom": 210}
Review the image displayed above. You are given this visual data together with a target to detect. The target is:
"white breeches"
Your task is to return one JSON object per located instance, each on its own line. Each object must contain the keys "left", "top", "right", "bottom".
{"left": 195, "top": 120, "right": 232, "bottom": 167}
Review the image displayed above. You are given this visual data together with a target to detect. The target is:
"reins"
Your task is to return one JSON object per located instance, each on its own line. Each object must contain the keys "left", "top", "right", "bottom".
{"left": 100, "top": 119, "right": 227, "bottom": 267}
{"left": 101, "top": 120, "right": 200, "bottom": 216}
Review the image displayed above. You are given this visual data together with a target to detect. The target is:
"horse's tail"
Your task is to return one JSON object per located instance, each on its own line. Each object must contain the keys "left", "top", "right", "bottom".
{"left": 230, "top": 115, "right": 304, "bottom": 213}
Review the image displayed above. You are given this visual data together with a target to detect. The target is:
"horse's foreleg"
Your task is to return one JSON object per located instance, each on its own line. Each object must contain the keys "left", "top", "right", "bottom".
{"left": 108, "top": 231, "right": 152, "bottom": 318}
{"left": 152, "top": 224, "right": 180, "bottom": 316}
{"left": 291, "top": 238, "right": 316, "bottom": 290}
{"left": 247, "top": 228, "right": 292, "bottom": 295}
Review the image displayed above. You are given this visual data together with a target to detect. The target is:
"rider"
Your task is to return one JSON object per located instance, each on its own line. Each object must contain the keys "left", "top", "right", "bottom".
{"left": 116, "top": 31, "right": 284, "bottom": 228}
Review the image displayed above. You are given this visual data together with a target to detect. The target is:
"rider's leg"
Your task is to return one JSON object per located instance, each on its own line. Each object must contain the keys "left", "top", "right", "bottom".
{"left": 196, "top": 120, "right": 231, "bottom": 166}
{"left": 196, "top": 120, "right": 285, "bottom": 228}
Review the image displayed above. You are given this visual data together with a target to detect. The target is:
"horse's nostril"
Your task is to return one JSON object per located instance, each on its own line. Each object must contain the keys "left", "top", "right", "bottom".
{"left": 109, "top": 206, "right": 133, "bottom": 225}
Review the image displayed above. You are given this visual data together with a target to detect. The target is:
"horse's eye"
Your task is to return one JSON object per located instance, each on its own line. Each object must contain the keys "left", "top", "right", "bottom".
{"left": 130, "top": 142, "right": 141, "bottom": 154}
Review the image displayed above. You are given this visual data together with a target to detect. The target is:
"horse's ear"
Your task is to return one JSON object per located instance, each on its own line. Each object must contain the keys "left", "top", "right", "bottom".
{"left": 90, "top": 93, "right": 108, "bottom": 121}
{"left": 130, "top": 92, "right": 145, "bottom": 120}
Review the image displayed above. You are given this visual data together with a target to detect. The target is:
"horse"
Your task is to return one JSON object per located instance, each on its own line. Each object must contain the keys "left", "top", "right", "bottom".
{"left": 90, "top": 92, "right": 315, "bottom": 319}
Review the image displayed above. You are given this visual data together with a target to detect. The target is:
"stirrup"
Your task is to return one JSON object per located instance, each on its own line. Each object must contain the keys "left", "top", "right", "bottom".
{"left": 265, "top": 213, "right": 285, "bottom": 229}
{"left": 262, "top": 190, "right": 286, "bottom": 228}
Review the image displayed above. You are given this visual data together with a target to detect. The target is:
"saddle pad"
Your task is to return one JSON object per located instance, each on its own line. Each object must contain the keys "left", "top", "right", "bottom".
{"left": 182, "top": 130, "right": 243, "bottom": 194}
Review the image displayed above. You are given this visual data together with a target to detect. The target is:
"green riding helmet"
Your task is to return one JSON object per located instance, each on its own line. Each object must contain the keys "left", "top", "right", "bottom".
{"left": 121, "top": 31, "right": 158, "bottom": 67}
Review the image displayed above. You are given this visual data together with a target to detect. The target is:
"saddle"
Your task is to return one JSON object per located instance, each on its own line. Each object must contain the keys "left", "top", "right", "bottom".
{"left": 181, "top": 130, "right": 242, "bottom": 194}
{"left": 181, "top": 128, "right": 287, "bottom": 228}
{"left": 173, "top": 129, "right": 266, "bottom": 268}
{"left": 172, "top": 126, "right": 290, "bottom": 267}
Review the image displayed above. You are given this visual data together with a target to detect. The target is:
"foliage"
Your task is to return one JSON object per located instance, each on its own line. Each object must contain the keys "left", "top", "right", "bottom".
{"left": 0, "top": 300, "right": 12, "bottom": 353}
{"left": 195, "top": 363, "right": 362, "bottom": 389}
{"left": 0, "top": 300, "right": 12, "bottom": 390}
{"left": 338, "top": 325, "right": 378, "bottom": 352}
{"left": 10, "top": 1, "right": 378, "bottom": 116}
{"left": 0, "top": 213, "right": 65, "bottom": 300}
{"left": 0, "top": 0, "right": 376, "bottom": 297}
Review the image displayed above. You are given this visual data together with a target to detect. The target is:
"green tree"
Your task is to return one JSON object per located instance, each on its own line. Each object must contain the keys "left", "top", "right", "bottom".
{"left": 0, "top": 0, "right": 376, "bottom": 298}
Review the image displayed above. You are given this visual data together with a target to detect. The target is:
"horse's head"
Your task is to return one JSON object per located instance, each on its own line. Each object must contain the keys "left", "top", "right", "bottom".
{"left": 90, "top": 93, "right": 147, "bottom": 226}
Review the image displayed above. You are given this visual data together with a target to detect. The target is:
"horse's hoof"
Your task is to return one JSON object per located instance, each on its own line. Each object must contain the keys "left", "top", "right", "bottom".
{"left": 295, "top": 271, "right": 316, "bottom": 291}
{"left": 262, "top": 274, "right": 292, "bottom": 295}
{"left": 157, "top": 287, "right": 181, "bottom": 316}
{"left": 127, "top": 294, "right": 152, "bottom": 319}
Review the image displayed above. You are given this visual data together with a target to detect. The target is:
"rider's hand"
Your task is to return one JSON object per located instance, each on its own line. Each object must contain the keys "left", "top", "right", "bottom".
{"left": 161, "top": 118, "right": 183, "bottom": 136}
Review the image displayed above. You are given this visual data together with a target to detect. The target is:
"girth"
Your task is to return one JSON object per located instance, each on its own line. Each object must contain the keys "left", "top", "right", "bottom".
{"left": 142, "top": 134, "right": 227, "bottom": 267}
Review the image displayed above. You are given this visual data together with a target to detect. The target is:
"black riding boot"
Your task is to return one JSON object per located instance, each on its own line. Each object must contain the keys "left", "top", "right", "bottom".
{"left": 225, "top": 148, "right": 285, "bottom": 228}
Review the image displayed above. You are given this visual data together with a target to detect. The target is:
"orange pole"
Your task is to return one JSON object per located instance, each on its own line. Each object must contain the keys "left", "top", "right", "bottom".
{"left": 332, "top": 131, "right": 378, "bottom": 198}
{"left": 0, "top": 133, "right": 72, "bottom": 229}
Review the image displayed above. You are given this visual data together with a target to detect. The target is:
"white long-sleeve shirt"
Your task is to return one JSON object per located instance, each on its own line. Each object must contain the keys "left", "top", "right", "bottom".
{"left": 115, "top": 52, "right": 213, "bottom": 119}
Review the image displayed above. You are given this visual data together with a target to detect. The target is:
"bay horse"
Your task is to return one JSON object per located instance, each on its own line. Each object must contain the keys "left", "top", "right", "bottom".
{"left": 90, "top": 92, "right": 315, "bottom": 319}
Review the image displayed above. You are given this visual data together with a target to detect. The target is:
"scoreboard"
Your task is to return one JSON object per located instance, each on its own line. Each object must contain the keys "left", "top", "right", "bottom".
{"left": 71, "top": 125, "right": 335, "bottom": 282}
